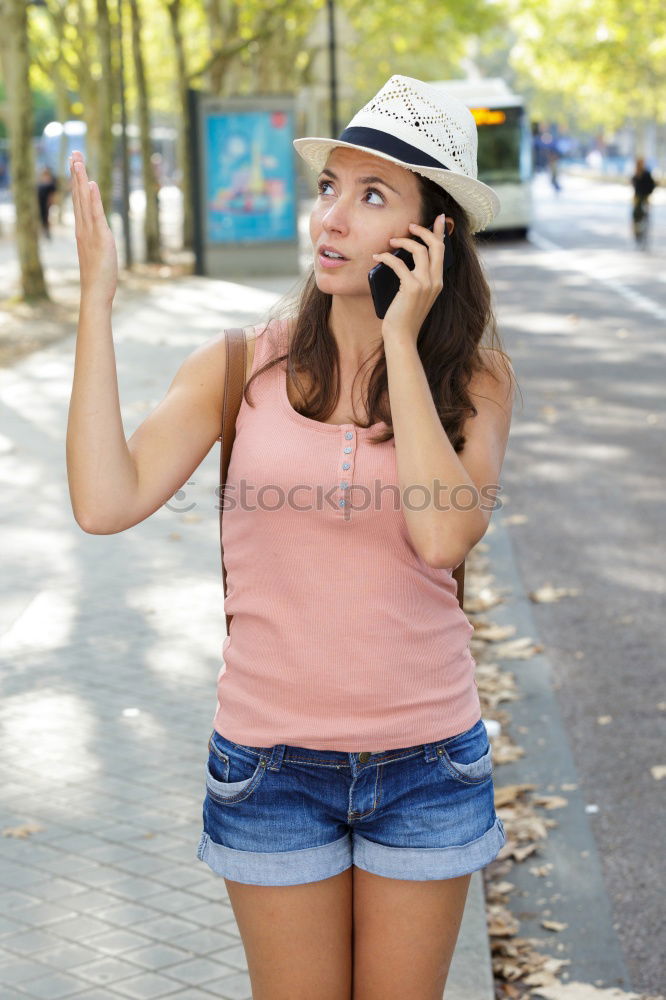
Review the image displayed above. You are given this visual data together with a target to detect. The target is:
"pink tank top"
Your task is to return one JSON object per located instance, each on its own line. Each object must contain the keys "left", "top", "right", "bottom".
{"left": 212, "top": 319, "right": 481, "bottom": 751}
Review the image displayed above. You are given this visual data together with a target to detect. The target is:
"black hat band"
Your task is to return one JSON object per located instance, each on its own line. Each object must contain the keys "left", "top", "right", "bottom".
{"left": 337, "top": 126, "right": 450, "bottom": 172}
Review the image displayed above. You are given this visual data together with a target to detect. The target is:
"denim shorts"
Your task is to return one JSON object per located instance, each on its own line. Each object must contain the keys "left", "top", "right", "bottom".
{"left": 196, "top": 717, "right": 506, "bottom": 886}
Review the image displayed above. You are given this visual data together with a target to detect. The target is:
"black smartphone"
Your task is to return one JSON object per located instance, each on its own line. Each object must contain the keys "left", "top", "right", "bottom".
{"left": 368, "top": 220, "right": 454, "bottom": 320}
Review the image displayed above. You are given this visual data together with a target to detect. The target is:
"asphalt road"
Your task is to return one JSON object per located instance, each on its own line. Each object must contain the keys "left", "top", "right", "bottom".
{"left": 484, "top": 170, "right": 665, "bottom": 995}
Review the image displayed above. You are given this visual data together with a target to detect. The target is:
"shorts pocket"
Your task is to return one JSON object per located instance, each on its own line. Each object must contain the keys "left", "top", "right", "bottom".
{"left": 437, "top": 720, "right": 493, "bottom": 785}
{"left": 205, "top": 730, "right": 268, "bottom": 804}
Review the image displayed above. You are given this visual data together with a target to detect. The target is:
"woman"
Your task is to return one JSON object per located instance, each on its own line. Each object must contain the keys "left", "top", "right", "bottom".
{"left": 67, "top": 74, "right": 517, "bottom": 1000}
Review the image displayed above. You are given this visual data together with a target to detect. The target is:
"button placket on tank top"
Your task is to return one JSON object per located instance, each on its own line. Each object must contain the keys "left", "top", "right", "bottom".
{"left": 338, "top": 427, "right": 355, "bottom": 519}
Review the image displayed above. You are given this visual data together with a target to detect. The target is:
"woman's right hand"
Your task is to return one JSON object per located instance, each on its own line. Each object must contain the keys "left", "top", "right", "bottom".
{"left": 69, "top": 150, "right": 118, "bottom": 305}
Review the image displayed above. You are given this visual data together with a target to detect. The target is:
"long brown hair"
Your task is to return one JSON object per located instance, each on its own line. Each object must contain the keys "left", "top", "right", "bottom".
{"left": 244, "top": 171, "right": 519, "bottom": 450}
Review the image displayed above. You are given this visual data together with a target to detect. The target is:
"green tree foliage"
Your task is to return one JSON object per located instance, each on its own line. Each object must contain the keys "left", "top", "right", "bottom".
{"left": 508, "top": 0, "right": 666, "bottom": 131}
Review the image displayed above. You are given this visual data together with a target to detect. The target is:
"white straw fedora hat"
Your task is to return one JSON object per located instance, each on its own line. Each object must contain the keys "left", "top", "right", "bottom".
{"left": 293, "top": 74, "right": 500, "bottom": 234}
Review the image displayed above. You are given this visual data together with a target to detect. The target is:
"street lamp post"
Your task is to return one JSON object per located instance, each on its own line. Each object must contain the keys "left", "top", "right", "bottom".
{"left": 326, "top": 0, "right": 339, "bottom": 139}
{"left": 115, "top": 0, "right": 132, "bottom": 270}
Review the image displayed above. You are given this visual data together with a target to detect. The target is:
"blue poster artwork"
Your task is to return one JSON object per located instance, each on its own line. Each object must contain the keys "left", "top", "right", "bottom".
{"left": 204, "top": 108, "right": 296, "bottom": 244}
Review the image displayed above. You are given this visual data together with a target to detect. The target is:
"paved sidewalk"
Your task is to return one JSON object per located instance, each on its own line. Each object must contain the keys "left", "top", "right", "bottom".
{"left": 0, "top": 268, "right": 495, "bottom": 999}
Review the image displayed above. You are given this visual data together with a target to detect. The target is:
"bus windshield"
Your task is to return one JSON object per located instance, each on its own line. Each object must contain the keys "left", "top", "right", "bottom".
{"left": 475, "top": 106, "right": 525, "bottom": 185}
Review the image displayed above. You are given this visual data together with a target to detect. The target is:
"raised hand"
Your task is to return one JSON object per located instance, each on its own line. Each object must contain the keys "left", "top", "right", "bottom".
{"left": 69, "top": 150, "right": 118, "bottom": 305}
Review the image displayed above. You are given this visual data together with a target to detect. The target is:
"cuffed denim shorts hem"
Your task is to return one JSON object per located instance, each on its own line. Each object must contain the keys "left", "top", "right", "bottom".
{"left": 197, "top": 717, "right": 507, "bottom": 887}
{"left": 197, "top": 830, "right": 352, "bottom": 886}
{"left": 198, "top": 815, "right": 505, "bottom": 886}
{"left": 353, "top": 815, "right": 506, "bottom": 881}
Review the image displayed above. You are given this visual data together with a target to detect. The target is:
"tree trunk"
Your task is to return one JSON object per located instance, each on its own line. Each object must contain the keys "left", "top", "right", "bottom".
{"left": 95, "top": 0, "right": 114, "bottom": 217}
{"left": 1, "top": 0, "right": 48, "bottom": 301}
{"left": 166, "top": 0, "right": 194, "bottom": 250}
{"left": 128, "top": 0, "right": 162, "bottom": 263}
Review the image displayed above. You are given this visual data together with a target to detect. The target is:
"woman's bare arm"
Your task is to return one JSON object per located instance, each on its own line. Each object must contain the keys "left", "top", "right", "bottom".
{"left": 65, "top": 149, "right": 229, "bottom": 534}
{"left": 67, "top": 321, "right": 228, "bottom": 534}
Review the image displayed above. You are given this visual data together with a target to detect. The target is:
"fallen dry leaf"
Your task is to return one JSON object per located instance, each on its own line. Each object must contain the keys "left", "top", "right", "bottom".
{"left": 494, "top": 637, "right": 545, "bottom": 660}
{"left": 529, "top": 584, "right": 580, "bottom": 603}
{"left": 531, "top": 794, "right": 568, "bottom": 810}
{"left": 486, "top": 901, "right": 521, "bottom": 937}
{"left": 2, "top": 822, "right": 45, "bottom": 838}
{"left": 473, "top": 622, "right": 517, "bottom": 642}
{"left": 529, "top": 863, "right": 554, "bottom": 877}
{"left": 463, "top": 585, "right": 508, "bottom": 613}
{"left": 494, "top": 784, "right": 538, "bottom": 808}
{"left": 541, "top": 919, "right": 568, "bottom": 932}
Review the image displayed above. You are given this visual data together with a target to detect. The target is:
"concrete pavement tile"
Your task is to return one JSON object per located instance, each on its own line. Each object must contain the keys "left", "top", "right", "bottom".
{"left": 177, "top": 901, "right": 235, "bottom": 927}
{"left": 55, "top": 993, "right": 129, "bottom": 1000}
{"left": 107, "top": 971, "right": 184, "bottom": 998}
{"left": 179, "top": 936, "right": 245, "bottom": 968}
{"left": 110, "top": 854, "right": 174, "bottom": 877}
{"left": 67, "top": 954, "right": 148, "bottom": 985}
{"left": 158, "top": 844, "right": 202, "bottom": 866}
{"left": 146, "top": 869, "right": 207, "bottom": 891}
{"left": 79, "top": 928, "right": 153, "bottom": 956}
{"left": 26, "top": 856, "right": 103, "bottom": 878}
{"left": 160, "top": 956, "right": 233, "bottom": 987}
{"left": 73, "top": 843, "right": 138, "bottom": 865}
{"left": 92, "top": 902, "right": 163, "bottom": 927}
{"left": 86, "top": 823, "right": 151, "bottom": 843}
{"left": 2, "top": 880, "right": 87, "bottom": 904}
{"left": 131, "top": 889, "right": 204, "bottom": 915}
{"left": 117, "top": 835, "right": 188, "bottom": 857}
{"left": 177, "top": 878, "right": 226, "bottom": 903}
{"left": 130, "top": 915, "right": 201, "bottom": 941}
{"left": 138, "top": 993, "right": 214, "bottom": 1000}
{"left": 0, "top": 913, "right": 31, "bottom": 936}
{"left": 152, "top": 992, "right": 219, "bottom": 1000}
{"left": 116, "top": 943, "right": 193, "bottom": 972}
{"left": 197, "top": 969, "right": 251, "bottom": 999}
{"left": 0, "top": 890, "right": 47, "bottom": 914}
{"left": 8, "top": 969, "right": 90, "bottom": 997}
{"left": 101, "top": 875, "right": 175, "bottom": 901}
{"left": 1, "top": 901, "right": 78, "bottom": 928}
{"left": 46, "top": 889, "right": 120, "bottom": 913}
{"left": 0, "top": 865, "right": 53, "bottom": 890}
{"left": 100, "top": 828, "right": 171, "bottom": 863}
{"left": 24, "top": 940, "right": 98, "bottom": 971}
{"left": 1, "top": 927, "right": 70, "bottom": 956}
{"left": 43, "top": 914, "right": 115, "bottom": 942}
{"left": 64, "top": 865, "right": 136, "bottom": 890}
{"left": 44, "top": 834, "right": 113, "bottom": 854}
{"left": 0, "top": 955, "right": 52, "bottom": 987}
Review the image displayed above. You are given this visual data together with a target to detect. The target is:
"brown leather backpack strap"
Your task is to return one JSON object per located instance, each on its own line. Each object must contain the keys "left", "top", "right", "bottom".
{"left": 219, "top": 328, "right": 248, "bottom": 635}
{"left": 452, "top": 560, "right": 465, "bottom": 610}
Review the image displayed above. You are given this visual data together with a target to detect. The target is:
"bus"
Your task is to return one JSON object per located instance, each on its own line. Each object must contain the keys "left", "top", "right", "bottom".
{"left": 428, "top": 78, "right": 533, "bottom": 236}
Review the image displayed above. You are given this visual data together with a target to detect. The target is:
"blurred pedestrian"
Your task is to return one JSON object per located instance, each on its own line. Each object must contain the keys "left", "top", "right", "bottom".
{"left": 150, "top": 152, "right": 163, "bottom": 214}
{"left": 37, "top": 166, "right": 58, "bottom": 239}
{"left": 630, "top": 157, "right": 656, "bottom": 249}
{"left": 547, "top": 149, "right": 561, "bottom": 193}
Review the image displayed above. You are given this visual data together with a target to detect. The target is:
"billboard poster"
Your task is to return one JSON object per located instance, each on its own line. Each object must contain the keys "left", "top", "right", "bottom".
{"left": 203, "top": 108, "right": 297, "bottom": 244}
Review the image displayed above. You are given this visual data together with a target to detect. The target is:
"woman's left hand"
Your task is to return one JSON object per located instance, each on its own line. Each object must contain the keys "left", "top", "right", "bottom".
{"left": 372, "top": 212, "right": 447, "bottom": 346}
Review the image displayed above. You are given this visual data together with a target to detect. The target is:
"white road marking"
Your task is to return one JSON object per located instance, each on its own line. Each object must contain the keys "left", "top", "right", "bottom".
{"left": 528, "top": 231, "right": 666, "bottom": 323}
